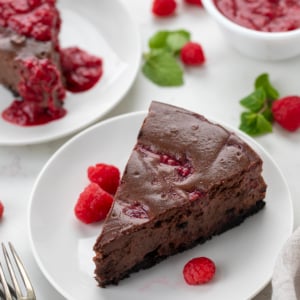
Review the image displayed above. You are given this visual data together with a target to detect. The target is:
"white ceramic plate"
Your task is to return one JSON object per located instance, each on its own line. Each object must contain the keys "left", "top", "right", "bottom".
{"left": 29, "top": 112, "right": 293, "bottom": 300}
{"left": 0, "top": 0, "right": 140, "bottom": 146}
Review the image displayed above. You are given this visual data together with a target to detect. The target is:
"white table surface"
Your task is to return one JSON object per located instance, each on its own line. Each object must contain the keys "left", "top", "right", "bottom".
{"left": 1, "top": 0, "right": 299, "bottom": 299}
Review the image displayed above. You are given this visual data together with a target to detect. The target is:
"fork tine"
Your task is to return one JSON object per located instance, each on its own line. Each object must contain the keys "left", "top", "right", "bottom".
{"left": 0, "top": 286, "right": 3, "bottom": 299}
{"left": 0, "top": 286, "right": 17, "bottom": 300}
{"left": 0, "top": 280, "right": 17, "bottom": 299}
{"left": 7, "top": 243, "right": 35, "bottom": 299}
{"left": 2, "top": 243, "right": 21, "bottom": 299}
{"left": 0, "top": 261, "right": 13, "bottom": 300}
{"left": 2, "top": 243, "right": 35, "bottom": 300}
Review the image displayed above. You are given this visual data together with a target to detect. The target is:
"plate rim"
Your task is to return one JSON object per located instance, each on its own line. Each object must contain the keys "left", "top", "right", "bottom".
{"left": 28, "top": 110, "right": 294, "bottom": 300}
{"left": 0, "top": 0, "right": 141, "bottom": 146}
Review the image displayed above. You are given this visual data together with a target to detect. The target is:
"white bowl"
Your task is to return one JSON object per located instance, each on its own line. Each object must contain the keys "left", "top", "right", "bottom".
{"left": 202, "top": 0, "right": 300, "bottom": 60}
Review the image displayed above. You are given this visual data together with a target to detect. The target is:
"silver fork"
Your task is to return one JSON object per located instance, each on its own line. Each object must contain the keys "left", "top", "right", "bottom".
{"left": 0, "top": 242, "right": 36, "bottom": 300}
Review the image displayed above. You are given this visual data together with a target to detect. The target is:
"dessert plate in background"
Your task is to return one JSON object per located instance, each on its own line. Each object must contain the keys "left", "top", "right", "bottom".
{"left": 29, "top": 111, "right": 293, "bottom": 300}
{"left": 0, "top": 0, "right": 140, "bottom": 146}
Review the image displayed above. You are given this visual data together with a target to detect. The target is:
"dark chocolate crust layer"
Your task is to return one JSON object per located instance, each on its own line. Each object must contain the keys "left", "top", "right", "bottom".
{"left": 93, "top": 101, "right": 267, "bottom": 287}
{"left": 97, "top": 200, "right": 265, "bottom": 287}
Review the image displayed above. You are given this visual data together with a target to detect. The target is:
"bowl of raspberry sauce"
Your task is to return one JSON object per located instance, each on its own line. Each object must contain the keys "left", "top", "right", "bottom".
{"left": 202, "top": 0, "right": 300, "bottom": 60}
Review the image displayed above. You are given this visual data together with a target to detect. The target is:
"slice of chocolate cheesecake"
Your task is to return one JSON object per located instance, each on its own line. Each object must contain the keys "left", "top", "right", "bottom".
{"left": 93, "top": 101, "right": 267, "bottom": 287}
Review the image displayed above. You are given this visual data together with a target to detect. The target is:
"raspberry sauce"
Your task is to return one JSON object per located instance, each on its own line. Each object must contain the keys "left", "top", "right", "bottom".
{"left": 0, "top": 0, "right": 60, "bottom": 41}
{"left": 2, "top": 57, "right": 66, "bottom": 126}
{"left": 214, "top": 0, "right": 300, "bottom": 32}
{"left": 2, "top": 99, "right": 66, "bottom": 126}
{"left": 60, "top": 47, "right": 103, "bottom": 93}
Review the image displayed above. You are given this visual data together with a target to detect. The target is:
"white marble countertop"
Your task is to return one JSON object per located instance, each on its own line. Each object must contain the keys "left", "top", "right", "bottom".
{"left": 1, "top": 0, "right": 299, "bottom": 299}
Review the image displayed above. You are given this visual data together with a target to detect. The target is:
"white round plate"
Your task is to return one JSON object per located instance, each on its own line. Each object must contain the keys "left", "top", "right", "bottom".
{"left": 29, "top": 111, "right": 293, "bottom": 300}
{"left": 0, "top": 0, "right": 140, "bottom": 146}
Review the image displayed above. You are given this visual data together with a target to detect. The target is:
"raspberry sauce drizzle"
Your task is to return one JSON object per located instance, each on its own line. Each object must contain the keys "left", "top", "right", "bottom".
{"left": 2, "top": 57, "right": 66, "bottom": 126}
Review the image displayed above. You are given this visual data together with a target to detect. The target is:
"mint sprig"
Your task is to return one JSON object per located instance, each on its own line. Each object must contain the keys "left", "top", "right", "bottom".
{"left": 239, "top": 73, "right": 279, "bottom": 136}
{"left": 142, "top": 29, "right": 191, "bottom": 86}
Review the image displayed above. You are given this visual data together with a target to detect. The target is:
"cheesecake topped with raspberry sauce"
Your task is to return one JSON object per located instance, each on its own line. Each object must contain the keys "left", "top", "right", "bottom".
{"left": 93, "top": 101, "right": 267, "bottom": 287}
{"left": 0, "top": 0, "right": 64, "bottom": 125}
{"left": 0, "top": 0, "right": 103, "bottom": 126}
{"left": 0, "top": 1, "right": 62, "bottom": 93}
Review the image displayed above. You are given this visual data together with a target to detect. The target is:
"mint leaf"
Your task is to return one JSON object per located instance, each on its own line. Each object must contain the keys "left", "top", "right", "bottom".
{"left": 256, "top": 114, "right": 273, "bottom": 134}
{"left": 255, "top": 73, "right": 279, "bottom": 100}
{"left": 240, "top": 87, "right": 266, "bottom": 112}
{"left": 239, "top": 112, "right": 258, "bottom": 135}
{"left": 149, "top": 29, "right": 191, "bottom": 53}
{"left": 166, "top": 30, "right": 191, "bottom": 53}
{"left": 143, "top": 48, "right": 167, "bottom": 58}
{"left": 239, "top": 112, "right": 272, "bottom": 136}
{"left": 142, "top": 51, "right": 183, "bottom": 86}
{"left": 239, "top": 73, "right": 280, "bottom": 136}
{"left": 149, "top": 31, "right": 170, "bottom": 49}
{"left": 262, "top": 107, "right": 273, "bottom": 122}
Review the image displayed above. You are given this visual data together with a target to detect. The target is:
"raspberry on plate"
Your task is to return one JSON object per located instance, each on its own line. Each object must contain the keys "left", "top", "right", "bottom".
{"left": 87, "top": 163, "right": 120, "bottom": 195}
{"left": 184, "top": 0, "right": 203, "bottom": 6}
{"left": 183, "top": 257, "right": 216, "bottom": 285}
{"left": 152, "top": 0, "right": 177, "bottom": 17}
{"left": 0, "top": 201, "right": 4, "bottom": 219}
{"left": 180, "top": 42, "right": 205, "bottom": 66}
{"left": 272, "top": 96, "right": 300, "bottom": 132}
{"left": 74, "top": 183, "right": 113, "bottom": 224}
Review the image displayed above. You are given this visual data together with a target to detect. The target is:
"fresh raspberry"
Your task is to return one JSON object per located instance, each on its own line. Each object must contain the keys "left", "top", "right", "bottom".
{"left": 87, "top": 163, "right": 120, "bottom": 195}
{"left": 74, "top": 183, "right": 113, "bottom": 224}
{"left": 272, "top": 96, "right": 300, "bottom": 132}
{"left": 180, "top": 42, "right": 206, "bottom": 66}
{"left": 152, "top": 0, "right": 177, "bottom": 17}
{"left": 184, "top": 0, "right": 203, "bottom": 6}
{"left": 0, "top": 201, "right": 4, "bottom": 219}
{"left": 60, "top": 47, "right": 103, "bottom": 93}
{"left": 183, "top": 257, "right": 216, "bottom": 285}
